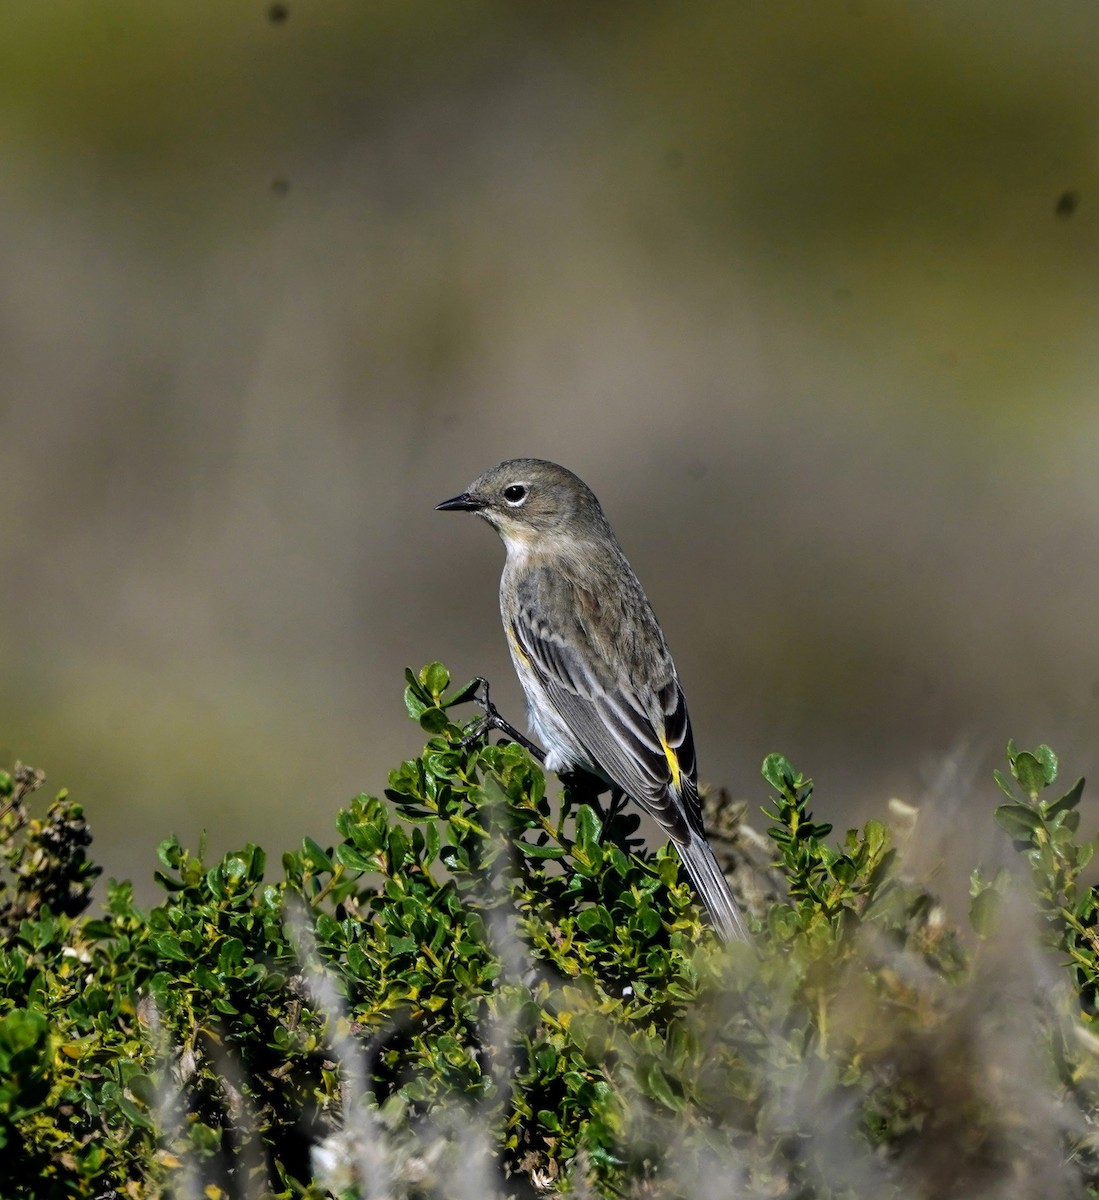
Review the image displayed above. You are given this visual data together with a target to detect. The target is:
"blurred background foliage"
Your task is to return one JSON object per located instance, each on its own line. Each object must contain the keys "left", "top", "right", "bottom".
{"left": 1, "top": 0, "right": 1097, "bottom": 900}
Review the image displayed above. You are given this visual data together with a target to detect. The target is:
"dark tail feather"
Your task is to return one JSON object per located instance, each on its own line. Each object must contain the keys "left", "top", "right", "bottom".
{"left": 676, "top": 831, "right": 750, "bottom": 942}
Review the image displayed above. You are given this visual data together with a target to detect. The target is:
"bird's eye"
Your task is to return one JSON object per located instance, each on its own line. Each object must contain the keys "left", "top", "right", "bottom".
{"left": 503, "top": 483, "right": 528, "bottom": 505}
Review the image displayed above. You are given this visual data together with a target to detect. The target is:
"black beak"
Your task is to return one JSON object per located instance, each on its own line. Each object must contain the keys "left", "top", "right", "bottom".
{"left": 435, "top": 491, "right": 483, "bottom": 512}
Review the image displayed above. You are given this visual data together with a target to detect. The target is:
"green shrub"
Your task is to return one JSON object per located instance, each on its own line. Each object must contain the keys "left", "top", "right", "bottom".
{"left": 1, "top": 665, "right": 1098, "bottom": 1197}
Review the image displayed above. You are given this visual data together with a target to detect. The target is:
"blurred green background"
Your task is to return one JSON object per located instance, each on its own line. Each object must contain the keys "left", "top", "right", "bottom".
{"left": 2, "top": 1, "right": 1097, "bottom": 899}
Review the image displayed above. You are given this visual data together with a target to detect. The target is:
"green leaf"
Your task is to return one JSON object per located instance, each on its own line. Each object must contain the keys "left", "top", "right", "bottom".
{"left": 829, "top": 856, "right": 856, "bottom": 885}
{"left": 1034, "top": 744, "right": 1058, "bottom": 785}
{"left": 387, "top": 826, "right": 410, "bottom": 868}
{"left": 153, "top": 934, "right": 189, "bottom": 963}
{"left": 575, "top": 806, "right": 603, "bottom": 851}
{"left": 156, "top": 836, "right": 185, "bottom": 871}
{"left": 335, "top": 843, "right": 377, "bottom": 873}
{"left": 0, "top": 1009, "right": 48, "bottom": 1055}
{"left": 761, "top": 753, "right": 795, "bottom": 792}
{"left": 862, "top": 820, "right": 887, "bottom": 859}
{"left": 346, "top": 944, "right": 371, "bottom": 978}
{"left": 422, "top": 661, "right": 450, "bottom": 700}
{"left": 518, "top": 840, "right": 567, "bottom": 860}
{"left": 301, "top": 837, "right": 333, "bottom": 873}
{"left": 1011, "top": 751, "right": 1049, "bottom": 800}
{"left": 419, "top": 706, "right": 451, "bottom": 734}
{"left": 190, "top": 1122, "right": 222, "bottom": 1153}
{"left": 969, "top": 882, "right": 1002, "bottom": 936}
{"left": 992, "top": 769, "right": 1017, "bottom": 801}
{"left": 315, "top": 913, "right": 342, "bottom": 942}
{"left": 993, "top": 803, "right": 1044, "bottom": 840}
{"left": 1047, "top": 776, "right": 1085, "bottom": 818}
{"left": 576, "top": 906, "right": 612, "bottom": 936}
{"left": 404, "top": 666, "right": 431, "bottom": 718}
{"left": 443, "top": 676, "right": 482, "bottom": 708}
{"left": 640, "top": 1061, "right": 682, "bottom": 1112}
{"left": 217, "top": 938, "right": 245, "bottom": 972}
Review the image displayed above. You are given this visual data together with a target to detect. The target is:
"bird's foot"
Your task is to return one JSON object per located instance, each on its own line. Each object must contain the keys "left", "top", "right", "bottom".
{"left": 455, "top": 676, "right": 546, "bottom": 763}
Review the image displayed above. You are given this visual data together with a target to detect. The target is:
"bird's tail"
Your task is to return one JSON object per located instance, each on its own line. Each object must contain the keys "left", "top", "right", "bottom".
{"left": 676, "top": 831, "right": 750, "bottom": 942}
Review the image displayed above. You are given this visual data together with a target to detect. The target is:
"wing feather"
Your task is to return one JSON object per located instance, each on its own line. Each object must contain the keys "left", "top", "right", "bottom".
{"left": 510, "top": 565, "right": 704, "bottom": 843}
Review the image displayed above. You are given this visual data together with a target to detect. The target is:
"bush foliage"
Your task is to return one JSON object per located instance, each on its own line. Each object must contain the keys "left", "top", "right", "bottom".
{"left": 2, "top": 665, "right": 1099, "bottom": 1198}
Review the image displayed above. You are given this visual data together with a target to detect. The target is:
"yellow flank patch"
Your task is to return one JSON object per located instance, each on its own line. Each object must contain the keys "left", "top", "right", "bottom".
{"left": 507, "top": 625, "right": 532, "bottom": 667}
{"left": 660, "top": 735, "right": 681, "bottom": 792}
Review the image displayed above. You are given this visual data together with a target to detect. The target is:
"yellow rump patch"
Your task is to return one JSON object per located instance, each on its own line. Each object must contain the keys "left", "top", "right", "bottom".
{"left": 660, "top": 736, "right": 682, "bottom": 792}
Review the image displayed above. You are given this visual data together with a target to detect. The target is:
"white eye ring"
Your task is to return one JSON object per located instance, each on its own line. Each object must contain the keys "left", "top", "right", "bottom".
{"left": 503, "top": 483, "right": 529, "bottom": 506}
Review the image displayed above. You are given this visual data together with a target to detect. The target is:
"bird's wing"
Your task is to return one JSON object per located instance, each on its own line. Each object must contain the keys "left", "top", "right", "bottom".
{"left": 511, "top": 565, "right": 703, "bottom": 844}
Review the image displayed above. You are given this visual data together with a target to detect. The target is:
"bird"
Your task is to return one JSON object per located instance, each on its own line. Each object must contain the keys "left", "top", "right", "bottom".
{"left": 436, "top": 457, "right": 748, "bottom": 942}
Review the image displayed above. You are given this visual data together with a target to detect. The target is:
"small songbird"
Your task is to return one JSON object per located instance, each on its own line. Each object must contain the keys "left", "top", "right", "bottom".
{"left": 436, "top": 458, "right": 748, "bottom": 942}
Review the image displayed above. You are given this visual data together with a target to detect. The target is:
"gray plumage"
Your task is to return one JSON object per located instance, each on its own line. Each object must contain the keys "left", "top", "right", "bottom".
{"left": 436, "top": 458, "right": 748, "bottom": 943}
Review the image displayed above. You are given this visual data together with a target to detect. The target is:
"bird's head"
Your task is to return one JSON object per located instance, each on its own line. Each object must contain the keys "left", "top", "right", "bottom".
{"left": 436, "top": 458, "right": 606, "bottom": 553}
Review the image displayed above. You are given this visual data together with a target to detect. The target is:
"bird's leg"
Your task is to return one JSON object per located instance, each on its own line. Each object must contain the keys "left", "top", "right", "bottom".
{"left": 560, "top": 770, "right": 623, "bottom": 840}
{"left": 598, "top": 786, "right": 629, "bottom": 841}
{"left": 456, "top": 676, "right": 546, "bottom": 763}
